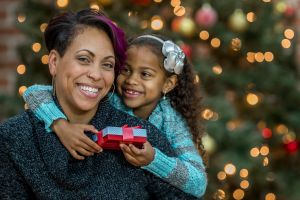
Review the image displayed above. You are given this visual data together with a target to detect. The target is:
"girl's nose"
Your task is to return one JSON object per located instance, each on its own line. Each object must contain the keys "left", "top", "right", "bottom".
{"left": 125, "top": 73, "right": 138, "bottom": 85}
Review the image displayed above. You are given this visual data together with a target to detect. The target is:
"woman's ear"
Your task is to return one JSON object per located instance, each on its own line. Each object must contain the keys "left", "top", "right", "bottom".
{"left": 163, "top": 75, "right": 178, "bottom": 94}
{"left": 48, "top": 50, "right": 60, "bottom": 76}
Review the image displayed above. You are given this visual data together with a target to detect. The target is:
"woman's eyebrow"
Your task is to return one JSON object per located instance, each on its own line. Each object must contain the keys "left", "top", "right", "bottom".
{"left": 76, "top": 49, "right": 95, "bottom": 57}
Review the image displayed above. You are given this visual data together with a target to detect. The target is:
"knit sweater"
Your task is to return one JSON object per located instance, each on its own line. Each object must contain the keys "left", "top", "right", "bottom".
{"left": 0, "top": 99, "right": 199, "bottom": 199}
{"left": 23, "top": 85, "right": 207, "bottom": 197}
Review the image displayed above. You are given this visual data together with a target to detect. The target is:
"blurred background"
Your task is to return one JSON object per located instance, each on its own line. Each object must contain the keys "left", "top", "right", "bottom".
{"left": 0, "top": 0, "right": 299, "bottom": 199}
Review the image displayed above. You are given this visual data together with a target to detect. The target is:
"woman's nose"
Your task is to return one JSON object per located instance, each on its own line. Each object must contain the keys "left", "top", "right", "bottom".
{"left": 87, "top": 69, "right": 103, "bottom": 81}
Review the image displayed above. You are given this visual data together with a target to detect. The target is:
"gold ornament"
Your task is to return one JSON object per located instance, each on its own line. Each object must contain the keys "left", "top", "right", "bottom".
{"left": 231, "top": 38, "right": 242, "bottom": 51}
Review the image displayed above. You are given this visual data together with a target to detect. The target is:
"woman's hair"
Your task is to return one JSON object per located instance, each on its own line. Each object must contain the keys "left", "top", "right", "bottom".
{"left": 128, "top": 35, "right": 206, "bottom": 158}
{"left": 44, "top": 9, "right": 127, "bottom": 74}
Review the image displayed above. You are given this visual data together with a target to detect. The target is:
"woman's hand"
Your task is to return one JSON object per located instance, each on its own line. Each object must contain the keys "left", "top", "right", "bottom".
{"left": 120, "top": 141, "right": 155, "bottom": 167}
{"left": 52, "top": 119, "right": 102, "bottom": 160}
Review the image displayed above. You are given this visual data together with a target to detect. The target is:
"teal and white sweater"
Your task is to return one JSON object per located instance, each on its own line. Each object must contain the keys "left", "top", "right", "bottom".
{"left": 23, "top": 85, "right": 207, "bottom": 198}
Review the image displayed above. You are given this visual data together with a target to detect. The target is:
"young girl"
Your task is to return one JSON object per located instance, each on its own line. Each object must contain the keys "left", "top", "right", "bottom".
{"left": 23, "top": 34, "right": 207, "bottom": 198}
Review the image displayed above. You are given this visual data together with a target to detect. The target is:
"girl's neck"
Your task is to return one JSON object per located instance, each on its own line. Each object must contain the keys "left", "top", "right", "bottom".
{"left": 133, "top": 101, "right": 158, "bottom": 120}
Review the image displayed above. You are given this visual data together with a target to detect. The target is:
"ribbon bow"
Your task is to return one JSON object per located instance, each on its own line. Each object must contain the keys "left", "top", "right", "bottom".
{"left": 162, "top": 40, "right": 185, "bottom": 75}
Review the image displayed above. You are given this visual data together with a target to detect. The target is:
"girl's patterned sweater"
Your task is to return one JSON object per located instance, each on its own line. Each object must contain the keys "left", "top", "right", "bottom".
{"left": 23, "top": 85, "right": 207, "bottom": 197}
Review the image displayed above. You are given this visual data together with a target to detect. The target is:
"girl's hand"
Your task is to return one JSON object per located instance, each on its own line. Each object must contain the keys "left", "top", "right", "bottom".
{"left": 119, "top": 141, "right": 155, "bottom": 167}
{"left": 52, "top": 119, "right": 102, "bottom": 160}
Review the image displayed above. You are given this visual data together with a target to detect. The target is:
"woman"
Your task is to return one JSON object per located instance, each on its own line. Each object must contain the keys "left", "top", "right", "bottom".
{"left": 0, "top": 9, "right": 197, "bottom": 199}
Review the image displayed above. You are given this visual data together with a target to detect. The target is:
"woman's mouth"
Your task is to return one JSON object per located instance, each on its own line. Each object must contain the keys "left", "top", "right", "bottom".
{"left": 79, "top": 84, "right": 99, "bottom": 98}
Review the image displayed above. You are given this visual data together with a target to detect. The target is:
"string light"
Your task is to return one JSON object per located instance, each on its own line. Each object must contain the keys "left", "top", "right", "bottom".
{"left": 240, "top": 169, "right": 249, "bottom": 178}
{"left": 201, "top": 108, "right": 214, "bottom": 120}
{"left": 263, "top": 157, "right": 269, "bottom": 166}
{"left": 212, "top": 65, "right": 222, "bottom": 75}
{"left": 240, "top": 180, "right": 249, "bottom": 189}
{"left": 264, "top": 52, "right": 274, "bottom": 62}
{"left": 174, "top": 6, "right": 186, "bottom": 16}
{"left": 170, "top": 0, "right": 181, "bottom": 7}
{"left": 19, "top": 86, "right": 27, "bottom": 96}
{"left": 17, "top": 64, "right": 26, "bottom": 75}
{"left": 151, "top": 16, "right": 163, "bottom": 30}
{"left": 284, "top": 28, "right": 294, "bottom": 39}
{"left": 224, "top": 163, "right": 236, "bottom": 175}
{"left": 246, "top": 93, "right": 259, "bottom": 106}
{"left": 211, "top": 37, "right": 221, "bottom": 48}
{"left": 41, "top": 55, "right": 49, "bottom": 65}
{"left": 140, "top": 20, "right": 148, "bottom": 29}
{"left": 260, "top": 145, "right": 269, "bottom": 156}
{"left": 281, "top": 39, "right": 291, "bottom": 48}
{"left": 214, "top": 189, "right": 226, "bottom": 200}
{"left": 56, "top": 0, "right": 69, "bottom": 8}
{"left": 199, "top": 30, "right": 209, "bottom": 40}
{"left": 254, "top": 52, "right": 264, "bottom": 62}
{"left": 246, "top": 52, "right": 255, "bottom": 63}
{"left": 265, "top": 193, "right": 276, "bottom": 200}
{"left": 250, "top": 147, "right": 260, "bottom": 157}
{"left": 17, "top": 14, "right": 26, "bottom": 23}
{"left": 217, "top": 171, "right": 227, "bottom": 181}
{"left": 90, "top": 3, "right": 100, "bottom": 10}
{"left": 40, "top": 23, "right": 48, "bottom": 33}
{"left": 246, "top": 12, "right": 256, "bottom": 22}
{"left": 233, "top": 189, "right": 244, "bottom": 200}
{"left": 275, "top": 124, "right": 288, "bottom": 134}
{"left": 32, "top": 43, "right": 41, "bottom": 53}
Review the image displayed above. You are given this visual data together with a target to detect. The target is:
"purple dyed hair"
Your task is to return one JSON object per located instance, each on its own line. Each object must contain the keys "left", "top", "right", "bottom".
{"left": 44, "top": 9, "right": 127, "bottom": 74}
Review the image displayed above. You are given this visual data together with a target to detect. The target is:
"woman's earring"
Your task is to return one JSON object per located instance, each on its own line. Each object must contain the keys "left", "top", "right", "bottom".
{"left": 162, "top": 91, "right": 166, "bottom": 100}
{"left": 52, "top": 76, "right": 56, "bottom": 96}
{"left": 102, "top": 83, "right": 115, "bottom": 102}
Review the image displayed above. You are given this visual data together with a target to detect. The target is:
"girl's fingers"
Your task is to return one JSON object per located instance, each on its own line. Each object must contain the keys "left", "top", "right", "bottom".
{"left": 69, "top": 149, "right": 85, "bottom": 160}
{"left": 82, "top": 124, "right": 98, "bottom": 134}
{"left": 128, "top": 144, "right": 142, "bottom": 155}
{"left": 122, "top": 151, "right": 139, "bottom": 166}
{"left": 120, "top": 144, "right": 133, "bottom": 155}
{"left": 81, "top": 135, "right": 102, "bottom": 152}
{"left": 76, "top": 147, "right": 94, "bottom": 157}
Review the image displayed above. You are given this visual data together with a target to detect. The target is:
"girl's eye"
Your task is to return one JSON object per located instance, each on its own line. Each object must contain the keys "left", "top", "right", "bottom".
{"left": 120, "top": 68, "right": 131, "bottom": 75}
{"left": 141, "top": 71, "right": 152, "bottom": 77}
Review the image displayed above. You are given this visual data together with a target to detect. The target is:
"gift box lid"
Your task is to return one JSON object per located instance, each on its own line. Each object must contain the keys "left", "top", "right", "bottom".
{"left": 102, "top": 126, "right": 147, "bottom": 137}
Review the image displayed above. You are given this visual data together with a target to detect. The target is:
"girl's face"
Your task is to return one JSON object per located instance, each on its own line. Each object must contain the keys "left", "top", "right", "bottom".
{"left": 117, "top": 45, "right": 171, "bottom": 119}
{"left": 49, "top": 27, "right": 115, "bottom": 122}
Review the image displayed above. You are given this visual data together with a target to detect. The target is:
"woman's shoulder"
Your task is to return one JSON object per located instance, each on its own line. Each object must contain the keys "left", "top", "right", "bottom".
{"left": 0, "top": 111, "right": 34, "bottom": 143}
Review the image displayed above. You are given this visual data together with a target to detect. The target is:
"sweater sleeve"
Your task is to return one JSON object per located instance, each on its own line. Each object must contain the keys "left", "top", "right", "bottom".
{"left": 23, "top": 84, "right": 67, "bottom": 132}
{"left": 142, "top": 100, "right": 207, "bottom": 198}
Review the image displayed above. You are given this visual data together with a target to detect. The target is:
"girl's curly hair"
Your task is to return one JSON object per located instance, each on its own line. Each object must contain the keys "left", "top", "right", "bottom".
{"left": 129, "top": 34, "right": 206, "bottom": 160}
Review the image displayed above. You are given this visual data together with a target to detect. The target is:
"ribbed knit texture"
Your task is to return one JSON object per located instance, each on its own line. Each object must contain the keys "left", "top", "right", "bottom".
{"left": 0, "top": 100, "right": 199, "bottom": 199}
{"left": 23, "top": 84, "right": 207, "bottom": 197}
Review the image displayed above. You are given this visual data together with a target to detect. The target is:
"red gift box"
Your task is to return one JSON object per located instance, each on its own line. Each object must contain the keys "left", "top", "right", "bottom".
{"left": 94, "top": 125, "right": 147, "bottom": 150}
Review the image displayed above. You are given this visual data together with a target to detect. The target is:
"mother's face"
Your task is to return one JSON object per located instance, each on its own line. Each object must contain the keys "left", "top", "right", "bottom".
{"left": 48, "top": 27, "right": 115, "bottom": 117}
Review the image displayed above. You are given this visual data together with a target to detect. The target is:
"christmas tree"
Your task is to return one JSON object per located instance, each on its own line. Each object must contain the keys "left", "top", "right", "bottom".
{"left": 14, "top": 0, "right": 300, "bottom": 199}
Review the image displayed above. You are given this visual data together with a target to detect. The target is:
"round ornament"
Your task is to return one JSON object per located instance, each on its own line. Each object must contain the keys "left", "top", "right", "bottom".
{"left": 195, "top": 3, "right": 218, "bottom": 28}
{"left": 229, "top": 9, "right": 248, "bottom": 32}
{"left": 179, "top": 17, "right": 196, "bottom": 37}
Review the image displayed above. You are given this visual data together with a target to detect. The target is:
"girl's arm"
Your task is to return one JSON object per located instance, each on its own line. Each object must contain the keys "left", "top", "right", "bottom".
{"left": 23, "top": 85, "right": 101, "bottom": 159}
{"left": 23, "top": 85, "right": 67, "bottom": 132}
{"left": 143, "top": 117, "right": 207, "bottom": 198}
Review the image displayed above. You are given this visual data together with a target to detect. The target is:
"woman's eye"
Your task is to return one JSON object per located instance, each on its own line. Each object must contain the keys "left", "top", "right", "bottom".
{"left": 103, "top": 63, "right": 114, "bottom": 69}
{"left": 78, "top": 56, "right": 90, "bottom": 63}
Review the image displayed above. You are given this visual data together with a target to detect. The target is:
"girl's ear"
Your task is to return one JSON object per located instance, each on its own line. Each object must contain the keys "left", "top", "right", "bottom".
{"left": 48, "top": 49, "right": 60, "bottom": 76}
{"left": 163, "top": 75, "right": 178, "bottom": 94}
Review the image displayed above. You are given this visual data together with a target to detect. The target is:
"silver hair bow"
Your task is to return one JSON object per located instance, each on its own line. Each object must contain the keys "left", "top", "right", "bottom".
{"left": 162, "top": 40, "right": 185, "bottom": 75}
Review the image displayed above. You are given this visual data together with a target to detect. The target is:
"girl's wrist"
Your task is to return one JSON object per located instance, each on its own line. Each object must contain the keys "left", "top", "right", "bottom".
{"left": 51, "top": 118, "right": 68, "bottom": 133}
